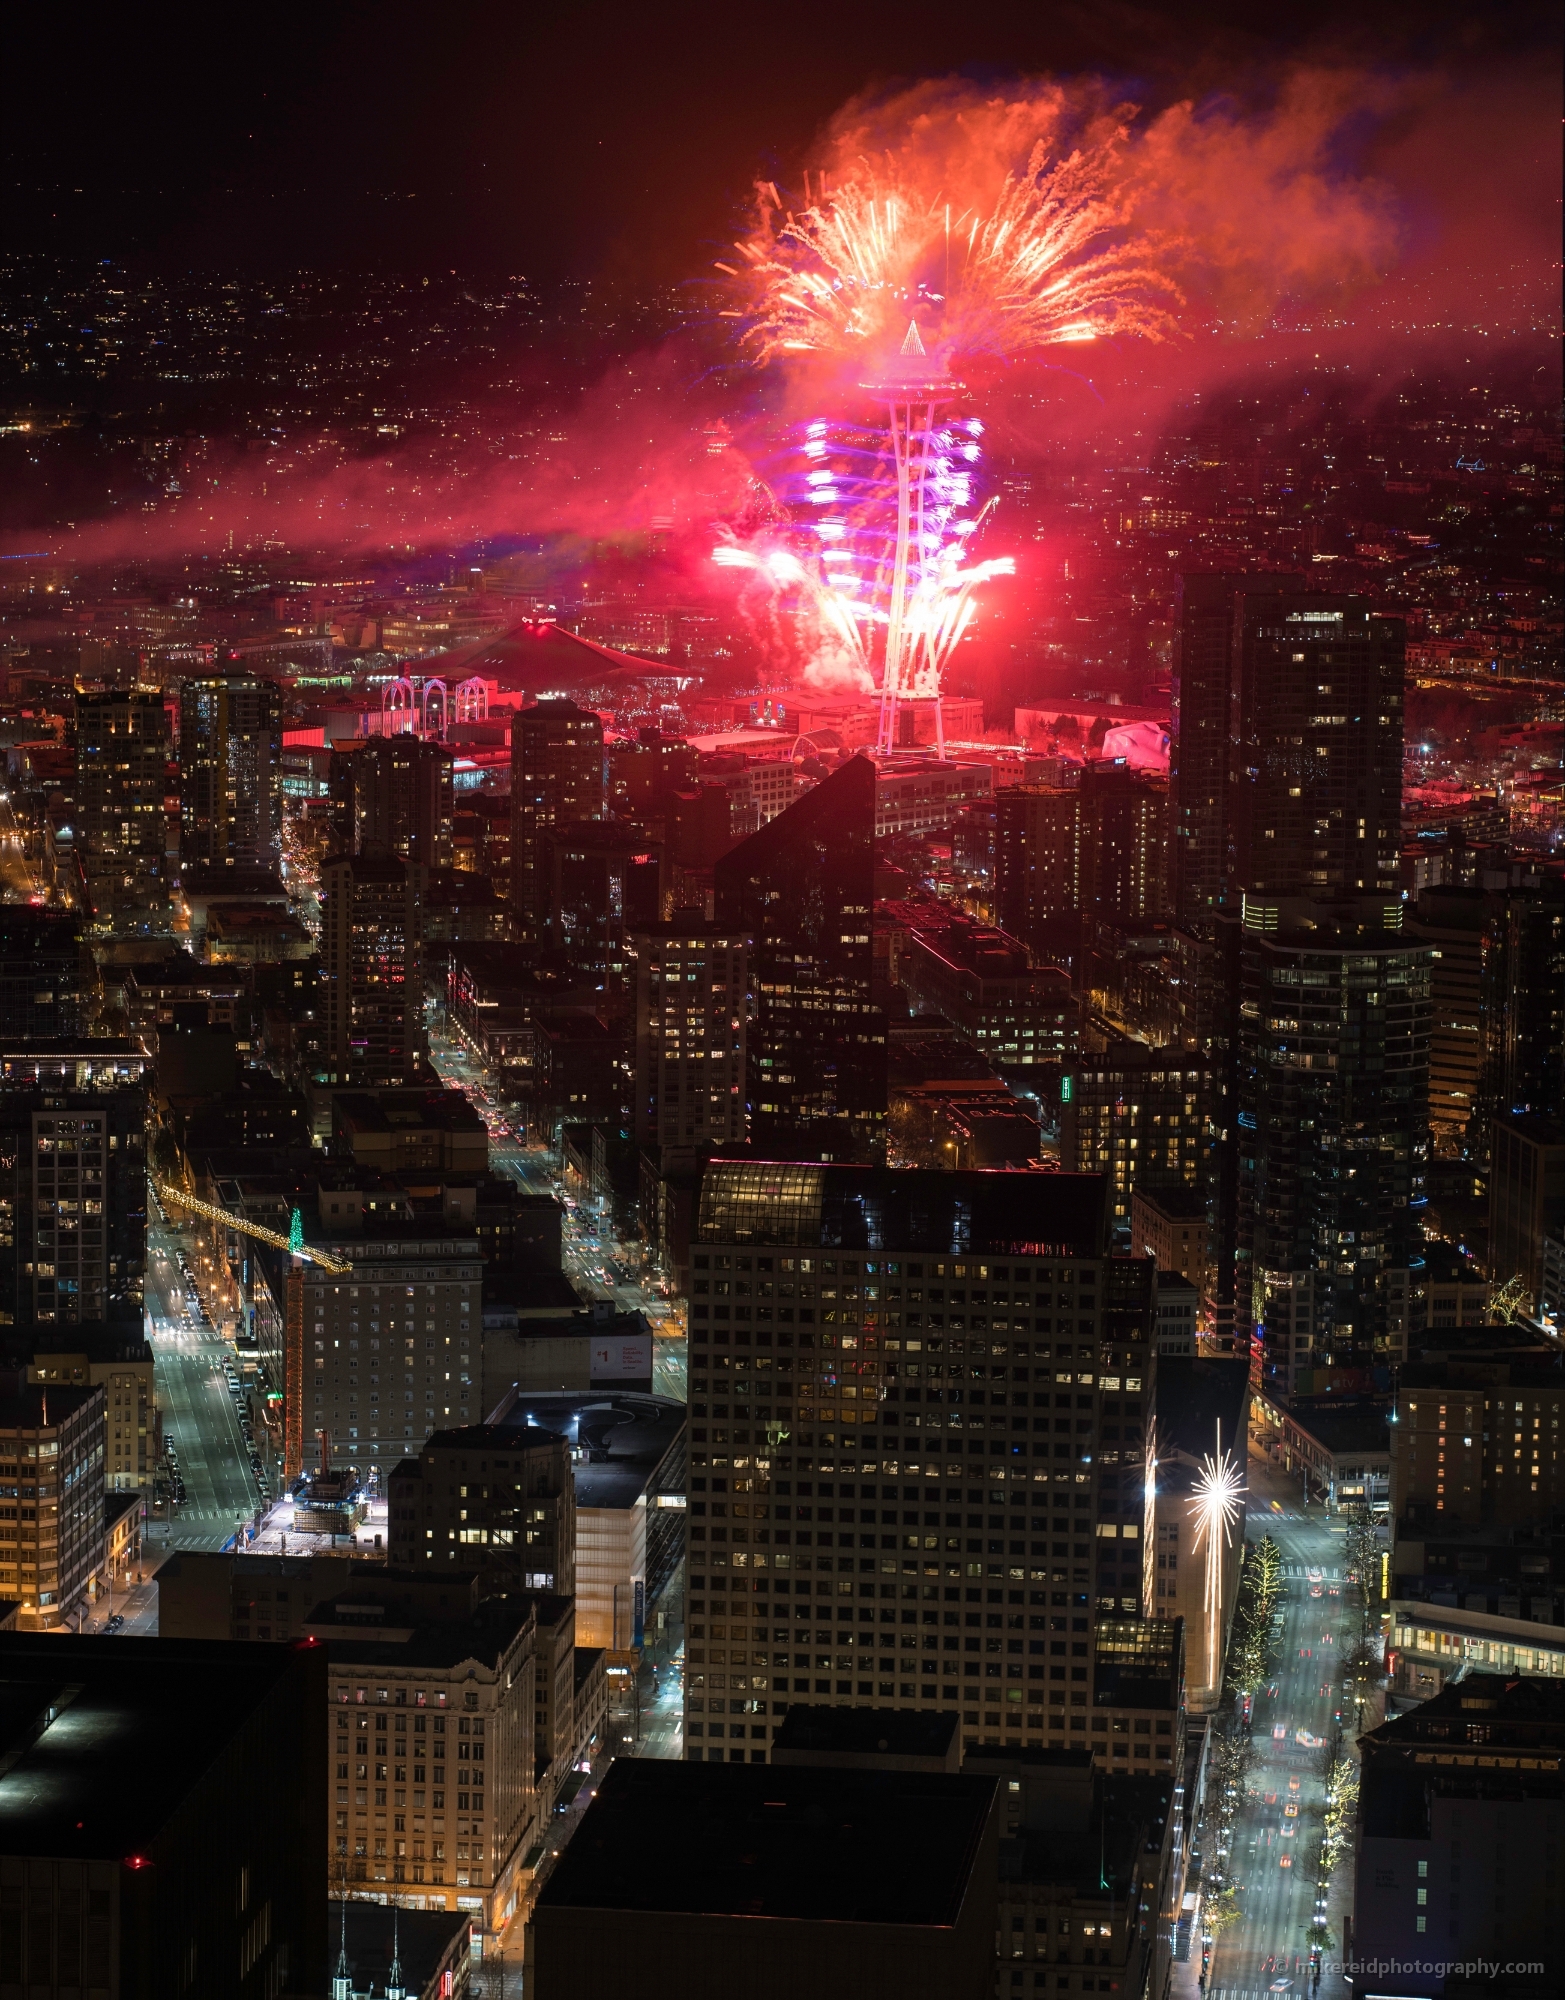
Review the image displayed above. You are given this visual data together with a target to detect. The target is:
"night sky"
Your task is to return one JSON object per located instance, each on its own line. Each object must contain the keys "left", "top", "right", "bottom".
{"left": 7, "top": 0, "right": 1557, "bottom": 282}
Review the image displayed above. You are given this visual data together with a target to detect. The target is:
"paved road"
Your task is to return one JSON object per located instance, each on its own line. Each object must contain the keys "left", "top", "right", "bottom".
{"left": 429, "top": 1029, "right": 689, "bottom": 1404}
{"left": 1191, "top": 1453, "right": 1367, "bottom": 2000}
{"left": 147, "top": 1200, "right": 264, "bottom": 1551}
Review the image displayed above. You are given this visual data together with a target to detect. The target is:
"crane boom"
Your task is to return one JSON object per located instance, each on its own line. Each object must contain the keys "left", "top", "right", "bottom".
{"left": 153, "top": 1182, "right": 353, "bottom": 1276}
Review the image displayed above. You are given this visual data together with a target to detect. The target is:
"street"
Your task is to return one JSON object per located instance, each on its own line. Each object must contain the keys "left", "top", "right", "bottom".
{"left": 429, "top": 1025, "right": 688, "bottom": 1404}
{"left": 1181, "top": 1452, "right": 1365, "bottom": 2000}
{"left": 146, "top": 1197, "right": 265, "bottom": 1551}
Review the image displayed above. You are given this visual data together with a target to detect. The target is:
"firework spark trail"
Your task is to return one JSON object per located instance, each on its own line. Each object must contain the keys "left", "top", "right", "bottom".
{"left": 721, "top": 135, "right": 1182, "bottom": 366}
{"left": 716, "top": 121, "right": 1182, "bottom": 731}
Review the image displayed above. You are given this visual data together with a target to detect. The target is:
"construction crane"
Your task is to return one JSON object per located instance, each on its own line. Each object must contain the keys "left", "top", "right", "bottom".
{"left": 153, "top": 1182, "right": 353, "bottom": 1277}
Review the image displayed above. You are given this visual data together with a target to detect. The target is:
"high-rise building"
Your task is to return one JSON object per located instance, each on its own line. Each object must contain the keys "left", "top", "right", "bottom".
{"left": 631, "top": 921, "right": 748, "bottom": 1148}
{"left": 320, "top": 853, "right": 426, "bottom": 1084}
{"left": 683, "top": 1163, "right": 1162, "bottom": 1762}
{"left": 293, "top": 1235, "right": 483, "bottom": 1482}
{"left": 387, "top": 1420, "right": 576, "bottom": 1598}
{"left": 74, "top": 687, "right": 171, "bottom": 921}
{"left": 1498, "top": 882, "right": 1565, "bottom": 1122}
{"left": 714, "top": 755, "right": 884, "bottom": 1160}
{"left": 0, "top": 907, "right": 83, "bottom": 1039}
{"left": 0, "top": 1629, "right": 327, "bottom": 1994}
{"left": 1077, "top": 764, "right": 1169, "bottom": 923}
{"left": 329, "top": 734, "right": 455, "bottom": 870}
{"left": 892, "top": 903, "right": 1077, "bottom": 1071}
{"left": 1171, "top": 577, "right": 1402, "bottom": 918}
{"left": 528, "top": 1758, "right": 1000, "bottom": 2000}
{"left": 178, "top": 673, "right": 283, "bottom": 873}
{"left": 1061, "top": 1042, "right": 1212, "bottom": 1229}
{"left": 511, "top": 699, "right": 605, "bottom": 931}
{"left": 0, "top": 1384, "right": 107, "bottom": 1626}
{"left": 545, "top": 821, "right": 663, "bottom": 988}
{"left": 1405, "top": 886, "right": 1486, "bottom": 1153}
{"left": 0, "top": 1085, "right": 148, "bottom": 1330}
{"left": 1237, "top": 898, "right": 1431, "bottom": 1393}
{"left": 995, "top": 771, "right": 1166, "bottom": 968}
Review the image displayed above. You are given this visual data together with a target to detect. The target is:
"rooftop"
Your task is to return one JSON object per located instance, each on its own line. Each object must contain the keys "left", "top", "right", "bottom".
{"left": 535, "top": 1756, "right": 997, "bottom": 1927}
{"left": 0, "top": 1633, "right": 311, "bottom": 1857}
{"left": 482, "top": 1391, "right": 685, "bottom": 1511}
{"left": 772, "top": 1705, "right": 960, "bottom": 1769}
{"left": 696, "top": 1162, "right": 1108, "bottom": 1256}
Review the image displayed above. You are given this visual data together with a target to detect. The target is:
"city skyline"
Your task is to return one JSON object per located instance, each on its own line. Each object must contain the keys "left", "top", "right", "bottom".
{"left": 0, "top": 11, "right": 1559, "bottom": 2000}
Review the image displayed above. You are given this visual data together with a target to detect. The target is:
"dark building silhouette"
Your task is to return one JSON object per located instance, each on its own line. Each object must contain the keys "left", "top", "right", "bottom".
{"left": 545, "top": 820, "right": 663, "bottom": 989}
{"left": 1172, "top": 576, "right": 1402, "bottom": 917}
{"left": 0, "top": 1630, "right": 327, "bottom": 1997}
{"left": 178, "top": 674, "right": 283, "bottom": 873}
{"left": 0, "top": 907, "right": 83, "bottom": 1039}
{"left": 714, "top": 754, "right": 884, "bottom": 1160}
{"left": 1353, "top": 1674, "right": 1561, "bottom": 1998}
{"left": 995, "top": 768, "right": 1166, "bottom": 970}
{"left": 329, "top": 733, "right": 454, "bottom": 869}
{"left": 511, "top": 699, "right": 604, "bottom": 931}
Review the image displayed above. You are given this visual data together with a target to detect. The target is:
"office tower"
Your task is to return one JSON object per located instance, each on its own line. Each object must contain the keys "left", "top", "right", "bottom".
{"left": 631, "top": 921, "right": 748, "bottom": 1148}
{"left": 329, "top": 733, "right": 455, "bottom": 869}
{"left": 713, "top": 754, "right": 884, "bottom": 1160}
{"left": 0, "top": 1629, "right": 326, "bottom": 1993}
{"left": 0, "top": 906, "right": 83, "bottom": 1038}
{"left": 1352, "top": 1676, "right": 1562, "bottom": 1986}
{"left": 320, "top": 853, "right": 426, "bottom": 1084}
{"left": 291, "top": 1236, "right": 482, "bottom": 1481}
{"left": 73, "top": 687, "right": 171, "bottom": 920}
{"left": 1237, "top": 899, "right": 1431, "bottom": 1393}
{"left": 1171, "top": 576, "right": 1402, "bottom": 917}
{"left": 995, "top": 785, "right": 1083, "bottom": 961}
{"left": 1405, "top": 886, "right": 1485, "bottom": 1153}
{"left": 529, "top": 1759, "right": 999, "bottom": 2000}
{"left": 545, "top": 821, "right": 663, "bottom": 988}
{"left": 0, "top": 1085, "right": 148, "bottom": 1329}
{"left": 312, "top": 1576, "right": 538, "bottom": 1926}
{"left": 684, "top": 1163, "right": 1162, "bottom": 1762}
{"left": 1488, "top": 1114, "right": 1565, "bottom": 1311}
{"left": 511, "top": 699, "right": 605, "bottom": 931}
{"left": 178, "top": 673, "right": 283, "bottom": 873}
{"left": 1061, "top": 1041, "right": 1212, "bottom": 1228}
{"left": 0, "top": 1385, "right": 106, "bottom": 1626}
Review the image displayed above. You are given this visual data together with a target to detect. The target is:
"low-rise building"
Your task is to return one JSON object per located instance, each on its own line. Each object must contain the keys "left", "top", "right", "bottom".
{"left": 526, "top": 1756, "right": 1000, "bottom": 2000}
{"left": 479, "top": 1390, "right": 687, "bottom": 1654}
{"left": 1251, "top": 1395, "right": 1391, "bottom": 1510}
{"left": 1352, "top": 1673, "right": 1562, "bottom": 1994}
{"left": 1153, "top": 1271, "right": 1199, "bottom": 1356}
{"left": 310, "top": 1581, "right": 539, "bottom": 1930}
{"left": 21, "top": 1323, "right": 157, "bottom": 1489}
{"left": 387, "top": 1420, "right": 576, "bottom": 1599}
{"left": 0, "top": 1629, "right": 327, "bottom": 1995}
